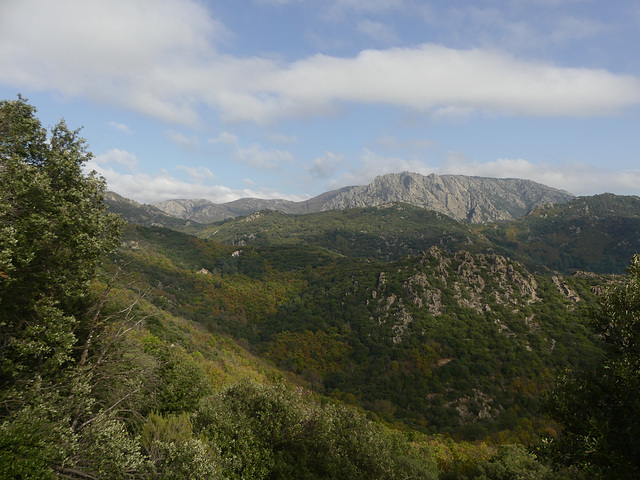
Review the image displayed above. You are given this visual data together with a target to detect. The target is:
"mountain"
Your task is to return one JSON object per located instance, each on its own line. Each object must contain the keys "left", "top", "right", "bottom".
{"left": 102, "top": 187, "right": 640, "bottom": 447}
{"left": 151, "top": 172, "right": 575, "bottom": 224}
{"left": 479, "top": 193, "right": 640, "bottom": 273}
{"left": 104, "top": 191, "right": 204, "bottom": 232}
{"left": 107, "top": 189, "right": 640, "bottom": 275}
{"left": 114, "top": 222, "right": 606, "bottom": 441}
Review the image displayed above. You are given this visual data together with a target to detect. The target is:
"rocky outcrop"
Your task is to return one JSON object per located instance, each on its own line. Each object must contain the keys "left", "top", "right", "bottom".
{"left": 104, "top": 191, "right": 194, "bottom": 229}
{"left": 151, "top": 172, "right": 574, "bottom": 224}
{"left": 371, "top": 247, "right": 542, "bottom": 343}
{"left": 149, "top": 198, "right": 236, "bottom": 223}
{"left": 318, "top": 172, "right": 573, "bottom": 223}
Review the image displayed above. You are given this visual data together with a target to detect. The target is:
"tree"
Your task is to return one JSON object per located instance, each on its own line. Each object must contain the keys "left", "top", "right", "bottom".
{"left": 0, "top": 96, "right": 127, "bottom": 478}
{"left": 544, "top": 254, "right": 640, "bottom": 478}
{"left": 0, "top": 96, "right": 121, "bottom": 385}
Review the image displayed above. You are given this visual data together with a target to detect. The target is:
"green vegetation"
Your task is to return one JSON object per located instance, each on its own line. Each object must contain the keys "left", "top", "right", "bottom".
{"left": 3, "top": 97, "right": 639, "bottom": 478}
{"left": 543, "top": 254, "right": 640, "bottom": 478}
{"left": 193, "top": 194, "right": 640, "bottom": 275}
{"left": 479, "top": 194, "right": 640, "bottom": 274}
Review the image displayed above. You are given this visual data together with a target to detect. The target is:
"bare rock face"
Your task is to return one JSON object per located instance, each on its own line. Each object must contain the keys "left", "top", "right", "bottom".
{"left": 150, "top": 199, "right": 235, "bottom": 223}
{"left": 373, "top": 247, "right": 541, "bottom": 344}
{"left": 319, "top": 172, "right": 574, "bottom": 223}
{"left": 151, "top": 172, "right": 574, "bottom": 224}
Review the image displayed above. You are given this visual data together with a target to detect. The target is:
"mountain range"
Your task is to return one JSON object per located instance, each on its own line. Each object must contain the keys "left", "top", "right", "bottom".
{"left": 101, "top": 171, "right": 640, "bottom": 443}
{"left": 150, "top": 172, "right": 575, "bottom": 224}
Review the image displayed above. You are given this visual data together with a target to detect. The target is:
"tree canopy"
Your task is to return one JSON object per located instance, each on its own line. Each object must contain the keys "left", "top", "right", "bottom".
{"left": 545, "top": 254, "right": 640, "bottom": 478}
{"left": 0, "top": 96, "right": 122, "bottom": 385}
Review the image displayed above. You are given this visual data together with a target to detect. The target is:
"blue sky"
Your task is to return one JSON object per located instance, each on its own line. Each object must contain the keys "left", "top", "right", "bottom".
{"left": 1, "top": 0, "right": 639, "bottom": 203}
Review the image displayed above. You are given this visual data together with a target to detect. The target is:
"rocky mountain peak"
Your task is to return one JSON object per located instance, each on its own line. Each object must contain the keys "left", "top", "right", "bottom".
{"left": 150, "top": 172, "right": 575, "bottom": 224}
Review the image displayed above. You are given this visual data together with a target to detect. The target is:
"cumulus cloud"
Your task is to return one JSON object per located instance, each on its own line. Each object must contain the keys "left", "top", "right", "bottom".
{"left": 442, "top": 5, "right": 607, "bottom": 52}
{"left": 235, "top": 144, "right": 295, "bottom": 170}
{"left": 209, "top": 132, "right": 294, "bottom": 170}
{"left": 266, "top": 132, "right": 298, "bottom": 144}
{"left": 374, "top": 135, "right": 436, "bottom": 151}
{"left": 209, "top": 131, "right": 240, "bottom": 145}
{"left": 309, "top": 151, "right": 344, "bottom": 179}
{"left": 93, "top": 148, "right": 138, "bottom": 171}
{"left": 436, "top": 154, "right": 640, "bottom": 196}
{"left": 0, "top": 0, "right": 227, "bottom": 125}
{"left": 328, "top": 0, "right": 405, "bottom": 15}
{"left": 176, "top": 165, "right": 216, "bottom": 181}
{"left": 268, "top": 46, "right": 640, "bottom": 120}
{"left": 1, "top": 0, "right": 638, "bottom": 126}
{"left": 87, "top": 159, "right": 306, "bottom": 204}
{"left": 325, "top": 149, "right": 434, "bottom": 188}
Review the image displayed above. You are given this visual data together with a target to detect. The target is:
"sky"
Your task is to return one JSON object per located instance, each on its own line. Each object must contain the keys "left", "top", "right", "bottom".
{"left": 1, "top": 0, "right": 640, "bottom": 204}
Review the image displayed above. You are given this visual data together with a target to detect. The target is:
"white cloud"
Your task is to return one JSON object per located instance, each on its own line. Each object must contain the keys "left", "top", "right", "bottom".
{"left": 88, "top": 162, "right": 306, "bottom": 204}
{"left": 1, "top": 0, "right": 639, "bottom": 127}
{"left": 0, "top": 0, "right": 228, "bottom": 125}
{"left": 328, "top": 0, "right": 405, "bottom": 15}
{"left": 108, "top": 121, "right": 133, "bottom": 134}
{"left": 235, "top": 144, "right": 295, "bottom": 170}
{"left": 357, "top": 20, "right": 398, "bottom": 43}
{"left": 309, "top": 151, "right": 344, "bottom": 179}
{"left": 435, "top": 6, "right": 608, "bottom": 54}
{"left": 263, "top": 45, "right": 640, "bottom": 120}
{"left": 327, "top": 149, "right": 433, "bottom": 188}
{"left": 209, "top": 132, "right": 240, "bottom": 145}
{"left": 93, "top": 148, "right": 138, "bottom": 171}
{"left": 165, "top": 131, "right": 199, "bottom": 152}
{"left": 266, "top": 132, "right": 298, "bottom": 144}
{"left": 436, "top": 154, "right": 640, "bottom": 196}
{"left": 176, "top": 165, "right": 216, "bottom": 181}
{"left": 374, "top": 135, "right": 436, "bottom": 151}
{"left": 209, "top": 132, "right": 294, "bottom": 170}
{"left": 549, "top": 16, "right": 608, "bottom": 44}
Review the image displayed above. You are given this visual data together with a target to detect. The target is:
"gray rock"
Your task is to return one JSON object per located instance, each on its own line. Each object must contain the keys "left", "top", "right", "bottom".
{"left": 151, "top": 172, "right": 574, "bottom": 224}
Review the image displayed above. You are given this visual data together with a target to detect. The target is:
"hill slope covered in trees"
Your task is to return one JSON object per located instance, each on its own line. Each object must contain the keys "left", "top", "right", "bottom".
{"left": 4, "top": 97, "right": 640, "bottom": 479}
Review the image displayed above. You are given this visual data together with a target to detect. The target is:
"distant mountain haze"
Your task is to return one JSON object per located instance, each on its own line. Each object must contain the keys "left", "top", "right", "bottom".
{"left": 149, "top": 172, "right": 575, "bottom": 224}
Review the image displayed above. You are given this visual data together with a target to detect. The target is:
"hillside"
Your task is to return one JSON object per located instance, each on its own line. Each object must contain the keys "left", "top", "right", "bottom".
{"left": 151, "top": 172, "right": 575, "bottom": 224}
{"left": 176, "top": 194, "right": 640, "bottom": 274}
{"left": 102, "top": 186, "right": 639, "bottom": 456}
{"left": 479, "top": 193, "right": 640, "bottom": 273}
{"left": 8, "top": 98, "right": 631, "bottom": 479}
{"left": 104, "top": 191, "right": 204, "bottom": 233}
{"left": 200, "top": 203, "right": 489, "bottom": 261}
{"left": 113, "top": 222, "right": 608, "bottom": 441}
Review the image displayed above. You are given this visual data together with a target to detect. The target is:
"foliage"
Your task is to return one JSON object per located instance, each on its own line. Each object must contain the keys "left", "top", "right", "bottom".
{"left": 543, "top": 254, "right": 640, "bottom": 478}
{"left": 480, "top": 194, "right": 640, "bottom": 274}
{"left": 194, "top": 379, "right": 439, "bottom": 480}
{"left": 113, "top": 215, "right": 606, "bottom": 439}
{"left": 140, "top": 412, "right": 219, "bottom": 479}
{"left": 7, "top": 97, "right": 638, "bottom": 479}
{"left": 199, "top": 204, "right": 489, "bottom": 262}
{"left": 0, "top": 96, "right": 122, "bottom": 385}
{"left": 189, "top": 195, "right": 640, "bottom": 274}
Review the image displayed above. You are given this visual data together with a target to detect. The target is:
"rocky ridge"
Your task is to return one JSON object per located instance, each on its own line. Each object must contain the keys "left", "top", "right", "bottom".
{"left": 151, "top": 172, "right": 574, "bottom": 224}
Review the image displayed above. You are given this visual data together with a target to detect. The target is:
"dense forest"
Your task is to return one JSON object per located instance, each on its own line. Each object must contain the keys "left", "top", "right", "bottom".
{"left": 2, "top": 97, "right": 639, "bottom": 479}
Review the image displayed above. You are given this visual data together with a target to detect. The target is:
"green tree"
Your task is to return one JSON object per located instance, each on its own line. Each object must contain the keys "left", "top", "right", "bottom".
{"left": 0, "top": 97, "right": 129, "bottom": 478}
{"left": 544, "top": 254, "right": 640, "bottom": 478}
{"left": 0, "top": 96, "right": 121, "bottom": 384}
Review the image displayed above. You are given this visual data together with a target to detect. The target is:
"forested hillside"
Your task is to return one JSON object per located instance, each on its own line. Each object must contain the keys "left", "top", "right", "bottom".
{"left": 3, "top": 97, "right": 640, "bottom": 479}
{"left": 114, "top": 223, "right": 606, "bottom": 441}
